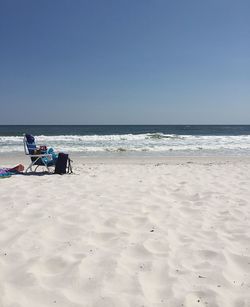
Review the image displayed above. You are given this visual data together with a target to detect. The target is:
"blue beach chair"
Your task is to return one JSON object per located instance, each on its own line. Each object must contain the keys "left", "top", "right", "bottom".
{"left": 23, "top": 134, "right": 56, "bottom": 173}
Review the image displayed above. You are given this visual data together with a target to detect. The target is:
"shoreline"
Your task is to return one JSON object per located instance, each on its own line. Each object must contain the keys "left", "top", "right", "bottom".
{"left": 1, "top": 151, "right": 250, "bottom": 165}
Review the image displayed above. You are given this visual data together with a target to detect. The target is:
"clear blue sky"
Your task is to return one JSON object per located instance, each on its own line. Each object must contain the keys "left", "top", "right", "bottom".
{"left": 0, "top": 0, "right": 249, "bottom": 124}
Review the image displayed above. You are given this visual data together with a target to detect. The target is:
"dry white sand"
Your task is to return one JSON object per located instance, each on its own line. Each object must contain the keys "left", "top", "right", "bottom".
{"left": 0, "top": 155, "right": 250, "bottom": 307}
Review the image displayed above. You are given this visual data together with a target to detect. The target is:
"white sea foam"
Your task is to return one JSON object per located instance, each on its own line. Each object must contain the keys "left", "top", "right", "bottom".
{"left": 1, "top": 134, "right": 250, "bottom": 155}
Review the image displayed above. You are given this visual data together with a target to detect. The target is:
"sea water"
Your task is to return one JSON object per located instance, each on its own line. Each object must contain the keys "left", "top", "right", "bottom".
{"left": 0, "top": 125, "right": 250, "bottom": 156}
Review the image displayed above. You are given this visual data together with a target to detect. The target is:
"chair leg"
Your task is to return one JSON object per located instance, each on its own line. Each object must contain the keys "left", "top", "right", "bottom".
{"left": 26, "top": 161, "right": 34, "bottom": 173}
{"left": 42, "top": 160, "right": 50, "bottom": 173}
{"left": 26, "top": 158, "right": 54, "bottom": 173}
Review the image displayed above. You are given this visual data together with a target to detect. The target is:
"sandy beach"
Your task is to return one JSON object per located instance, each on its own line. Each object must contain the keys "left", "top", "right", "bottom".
{"left": 0, "top": 155, "right": 250, "bottom": 307}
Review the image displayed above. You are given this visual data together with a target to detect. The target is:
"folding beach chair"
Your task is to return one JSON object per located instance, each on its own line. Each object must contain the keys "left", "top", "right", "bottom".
{"left": 23, "top": 134, "right": 56, "bottom": 173}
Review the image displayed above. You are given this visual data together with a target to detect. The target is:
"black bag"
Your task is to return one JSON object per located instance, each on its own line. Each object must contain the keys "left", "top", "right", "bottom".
{"left": 55, "top": 153, "right": 73, "bottom": 174}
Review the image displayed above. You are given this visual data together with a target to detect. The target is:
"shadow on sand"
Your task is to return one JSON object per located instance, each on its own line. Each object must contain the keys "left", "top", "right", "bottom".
{"left": 20, "top": 171, "right": 55, "bottom": 176}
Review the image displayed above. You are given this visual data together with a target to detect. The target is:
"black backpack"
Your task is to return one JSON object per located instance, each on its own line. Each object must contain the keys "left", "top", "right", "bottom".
{"left": 55, "top": 153, "right": 73, "bottom": 174}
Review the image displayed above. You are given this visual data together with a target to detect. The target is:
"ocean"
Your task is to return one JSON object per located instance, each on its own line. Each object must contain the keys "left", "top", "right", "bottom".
{"left": 0, "top": 125, "right": 250, "bottom": 156}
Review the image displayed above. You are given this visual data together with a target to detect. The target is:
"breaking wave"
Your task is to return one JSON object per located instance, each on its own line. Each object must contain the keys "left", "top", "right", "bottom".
{"left": 1, "top": 134, "right": 250, "bottom": 155}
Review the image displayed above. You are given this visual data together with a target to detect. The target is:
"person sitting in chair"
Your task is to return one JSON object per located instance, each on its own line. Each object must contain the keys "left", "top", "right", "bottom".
{"left": 25, "top": 134, "right": 58, "bottom": 163}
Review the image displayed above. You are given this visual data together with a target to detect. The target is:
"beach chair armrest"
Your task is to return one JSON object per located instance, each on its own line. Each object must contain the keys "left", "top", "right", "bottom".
{"left": 29, "top": 154, "right": 53, "bottom": 158}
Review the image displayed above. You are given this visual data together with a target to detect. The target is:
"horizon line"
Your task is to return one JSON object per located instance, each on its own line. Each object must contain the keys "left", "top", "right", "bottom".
{"left": 0, "top": 124, "right": 250, "bottom": 126}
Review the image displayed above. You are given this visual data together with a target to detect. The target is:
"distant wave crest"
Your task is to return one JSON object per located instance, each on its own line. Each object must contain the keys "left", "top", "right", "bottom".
{"left": 146, "top": 133, "right": 183, "bottom": 140}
